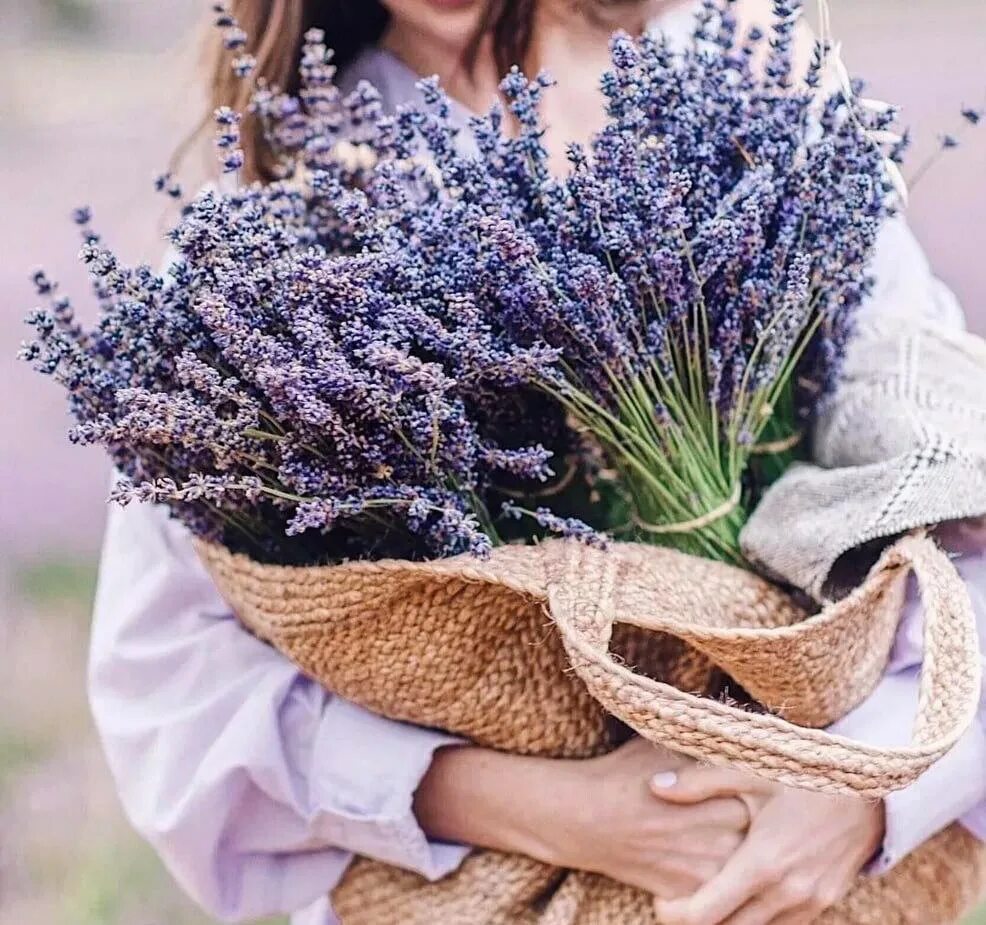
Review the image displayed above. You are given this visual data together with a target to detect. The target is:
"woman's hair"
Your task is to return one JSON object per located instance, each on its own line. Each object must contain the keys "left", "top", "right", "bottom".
{"left": 207, "top": 0, "right": 541, "bottom": 181}
{"left": 206, "top": 0, "right": 649, "bottom": 180}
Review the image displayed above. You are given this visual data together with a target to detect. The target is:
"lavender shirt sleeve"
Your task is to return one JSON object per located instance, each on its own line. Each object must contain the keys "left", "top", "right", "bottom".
{"left": 828, "top": 520, "right": 986, "bottom": 872}
{"left": 88, "top": 497, "right": 468, "bottom": 922}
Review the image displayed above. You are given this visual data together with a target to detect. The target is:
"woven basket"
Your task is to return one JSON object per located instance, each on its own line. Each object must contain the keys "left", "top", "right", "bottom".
{"left": 198, "top": 533, "right": 986, "bottom": 924}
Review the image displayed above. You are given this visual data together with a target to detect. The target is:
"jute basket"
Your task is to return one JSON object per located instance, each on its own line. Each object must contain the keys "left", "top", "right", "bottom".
{"left": 198, "top": 533, "right": 986, "bottom": 924}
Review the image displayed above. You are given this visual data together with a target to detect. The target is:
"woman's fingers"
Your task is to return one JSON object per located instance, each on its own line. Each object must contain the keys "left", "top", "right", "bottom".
{"left": 660, "top": 797, "right": 751, "bottom": 833}
{"left": 658, "top": 825, "right": 744, "bottom": 858}
{"left": 651, "top": 764, "right": 772, "bottom": 806}
{"left": 655, "top": 843, "right": 768, "bottom": 925}
{"left": 722, "top": 873, "right": 831, "bottom": 925}
{"left": 656, "top": 855, "right": 835, "bottom": 925}
{"left": 768, "top": 865, "right": 855, "bottom": 923}
{"left": 653, "top": 769, "right": 878, "bottom": 925}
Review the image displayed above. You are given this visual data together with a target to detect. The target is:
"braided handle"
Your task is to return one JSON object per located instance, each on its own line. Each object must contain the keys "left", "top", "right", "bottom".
{"left": 551, "top": 534, "right": 981, "bottom": 798}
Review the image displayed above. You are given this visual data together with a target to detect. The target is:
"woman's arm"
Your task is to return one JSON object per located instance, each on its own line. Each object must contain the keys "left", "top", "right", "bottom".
{"left": 91, "top": 496, "right": 754, "bottom": 919}
{"left": 415, "top": 736, "right": 753, "bottom": 902}
{"left": 89, "top": 496, "right": 469, "bottom": 921}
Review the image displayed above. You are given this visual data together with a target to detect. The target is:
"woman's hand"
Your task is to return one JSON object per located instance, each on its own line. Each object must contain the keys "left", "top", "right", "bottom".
{"left": 414, "top": 737, "right": 750, "bottom": 900}
{"left": 651, "top": 766, "right": 885, "bottom": 925}
{"left": 561, "top": 738, "right": 751, "bottom": 899}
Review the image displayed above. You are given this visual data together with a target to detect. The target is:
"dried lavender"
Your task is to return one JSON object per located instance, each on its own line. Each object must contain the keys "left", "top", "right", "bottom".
{"left": 23, "top": 0, "right": 967, "bottom": 567}
{"left": 22, "top": 179, "right": 573, "bottom": 562}
{"left": 372, "top": 0, "right": 908, "bottom": 561}
{"left": 19, "top": 5, "right": 573, "bottom": 563}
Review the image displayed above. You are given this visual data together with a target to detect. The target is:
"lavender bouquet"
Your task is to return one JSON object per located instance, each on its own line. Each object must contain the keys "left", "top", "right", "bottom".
{"left": 22, "top": 0, "right": 977, "bottom": 569}
{"left": 351, "top": 0, "right": 922, "bottom": 564}
{"left": 20, "top": 23, "right": 571, "bottom": 564}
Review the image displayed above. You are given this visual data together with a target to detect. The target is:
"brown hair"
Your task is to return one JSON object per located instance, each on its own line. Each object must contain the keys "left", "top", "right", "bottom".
{"left": 206, "top": 0, "right": 542, "bottom": 181}
{"left": 205, "top": 0, "right": 652, "bottom": 181}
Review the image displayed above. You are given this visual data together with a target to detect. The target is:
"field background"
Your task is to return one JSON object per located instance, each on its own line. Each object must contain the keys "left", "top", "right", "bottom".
{"left": 1, "top": 1, "right": 984, "bottom": 923}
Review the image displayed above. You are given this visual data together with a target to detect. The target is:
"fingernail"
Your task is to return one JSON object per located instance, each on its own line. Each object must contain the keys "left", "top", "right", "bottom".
{"left": 651, "top": 771, "right": 678, "bottom": 789}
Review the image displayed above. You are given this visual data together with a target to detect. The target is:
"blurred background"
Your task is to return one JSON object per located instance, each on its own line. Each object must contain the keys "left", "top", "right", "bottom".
{"left": 1, "top": 1, "right": 984, "bottom": 923}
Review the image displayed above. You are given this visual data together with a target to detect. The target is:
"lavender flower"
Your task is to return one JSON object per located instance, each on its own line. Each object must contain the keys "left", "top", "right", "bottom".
{"left": 501, "top": 501, "right": 606, "bottom": 548}
{"left": 25, "top": 0, "right": 952, "bottom": 568}
{"left": 366, "top": 0, "right": 901, "bottom": 561}
{"left": 22, "top": 175, "right": 566, "bottom": 562}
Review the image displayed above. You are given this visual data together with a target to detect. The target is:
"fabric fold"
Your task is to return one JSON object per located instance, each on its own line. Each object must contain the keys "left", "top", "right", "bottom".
{"left": 743, "top": 317, "right": 986, "bottom": 599}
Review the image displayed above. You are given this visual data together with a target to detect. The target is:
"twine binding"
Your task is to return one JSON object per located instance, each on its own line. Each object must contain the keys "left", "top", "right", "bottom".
{"left": 634, "top": 483, "right": 742, "bottom": 535}
{"left": 749, "top": 430, "right": 804, "bottom": 455}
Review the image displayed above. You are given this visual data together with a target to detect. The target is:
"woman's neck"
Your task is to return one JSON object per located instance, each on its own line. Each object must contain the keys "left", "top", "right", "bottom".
{"left": 380, "top": 0, "right": 694, "bottom": 173}
{"left": 380, "top": 22, "right": 502, "bottom": 117}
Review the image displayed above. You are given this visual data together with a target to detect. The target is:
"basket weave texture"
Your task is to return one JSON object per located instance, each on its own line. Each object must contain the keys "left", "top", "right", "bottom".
{"left": 198, "top": 534, "right": 985, "bottom": 924}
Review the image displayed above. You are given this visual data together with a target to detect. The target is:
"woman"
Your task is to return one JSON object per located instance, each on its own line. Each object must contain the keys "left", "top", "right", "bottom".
{"left": 89, "top": 1, "right": 986, "bottom": 924}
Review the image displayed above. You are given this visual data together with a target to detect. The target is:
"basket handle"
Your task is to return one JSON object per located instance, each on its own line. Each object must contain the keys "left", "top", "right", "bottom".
{"left": 551, "top": 534, "right": 981, "bottom": 798}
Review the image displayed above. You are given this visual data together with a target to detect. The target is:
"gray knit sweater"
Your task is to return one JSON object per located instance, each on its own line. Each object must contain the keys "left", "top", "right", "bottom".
{"left": 743, "top": 217, "right": 986, "bottom": 599}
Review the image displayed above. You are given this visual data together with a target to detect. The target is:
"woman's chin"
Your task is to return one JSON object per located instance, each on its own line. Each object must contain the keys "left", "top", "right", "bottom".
{"left": 382, "top": 0, "right": 488, "bottom": 54}
{"left": 424, "top": 0, "right": 478, "bottom": 9}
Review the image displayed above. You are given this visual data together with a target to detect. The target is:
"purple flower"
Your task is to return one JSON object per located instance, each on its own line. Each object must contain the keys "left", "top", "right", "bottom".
{"left": 351, "top": 0, "right": 899, "bottom": 559}
{"left": 501, "top": 502, "right": 604, "bottom": 547}
{"left": 22, "top": 167, "right": 563, "bottom": 562}
{"left": 21, "top": 0, "right": 910, "bottom": 567}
